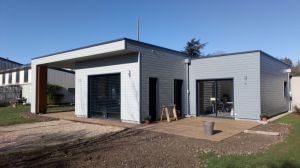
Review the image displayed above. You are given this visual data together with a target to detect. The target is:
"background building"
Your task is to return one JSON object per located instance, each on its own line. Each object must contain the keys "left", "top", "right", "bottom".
{"left": 0, "top": 57, "right": 22, "bottom": 70}
{"left": 291, "top": 76, "right": 300, "bottom": 110}
{"left": 0, "top": 64, "right": 75, "bottom": 105}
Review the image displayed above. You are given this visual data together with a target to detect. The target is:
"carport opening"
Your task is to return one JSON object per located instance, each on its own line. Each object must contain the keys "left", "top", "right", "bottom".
{"left": 196, "top": 79, "right": 234, "bottom": 118}
{"left": 36, "top": 65, "right": 75, "bottom": 114}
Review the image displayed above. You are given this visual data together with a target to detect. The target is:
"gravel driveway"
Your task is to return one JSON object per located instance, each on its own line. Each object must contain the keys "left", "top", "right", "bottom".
{"left": 0, "top": 122, "right": 290, "bottom": 168}
{"left": 0, "top": 120, "right": 123, "bottom": 153}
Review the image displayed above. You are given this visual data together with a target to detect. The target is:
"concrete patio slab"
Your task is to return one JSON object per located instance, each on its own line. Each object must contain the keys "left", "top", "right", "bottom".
{"left": 42, "top": 112, "right": 259, "bottom": 141}
{"left": 138, "top": 117, "right": 259, "bottom": 141}
{"left": 42, "top": 111, "right": 137, "bottom": 128}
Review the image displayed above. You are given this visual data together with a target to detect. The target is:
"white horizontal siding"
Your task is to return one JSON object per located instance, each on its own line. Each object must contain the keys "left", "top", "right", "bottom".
{"left": 20, "top": 70, "right": 24, "bottom": 84}
{"left": 5, "top": 73, "right": 9, "bottom": 85}
{"left": 12, "top": 72, "right": 16, "bottom": 84}
{"left": 190, "top": 52, "right": 261, "bottom": 120}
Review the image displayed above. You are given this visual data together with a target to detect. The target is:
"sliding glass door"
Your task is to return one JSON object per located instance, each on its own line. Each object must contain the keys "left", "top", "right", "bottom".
{"left": 88, "top": 73, "right": 120, "bottom": 119}
{"left": 196, "top": 79, "right": 234, "bottom": 118}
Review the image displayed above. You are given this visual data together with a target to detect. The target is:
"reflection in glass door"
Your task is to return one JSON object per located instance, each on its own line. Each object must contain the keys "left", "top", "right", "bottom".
{"left": 88, "top": 73, "right": 120, "bottom": 119}
{"left": 197, "top": 79, "right": 234, "bottom": 118}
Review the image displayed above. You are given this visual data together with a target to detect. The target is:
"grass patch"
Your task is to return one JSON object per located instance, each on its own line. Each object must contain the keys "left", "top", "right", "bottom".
{"left": 46, "top": 104, "right": 74, "bottom": 113}
{"left": 200, "top": 114, "right": 300, "bottom": 168}
{"left": 0, "top": 105, "right": 39, "bottom": 126}
{"left": 0, "top": 104, "right": 73, "bottom": 126}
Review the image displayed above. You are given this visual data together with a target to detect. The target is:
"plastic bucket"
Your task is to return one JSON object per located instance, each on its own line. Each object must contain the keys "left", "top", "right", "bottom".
{"left": 203, "top": 121, "right": 215, "bottom": 135}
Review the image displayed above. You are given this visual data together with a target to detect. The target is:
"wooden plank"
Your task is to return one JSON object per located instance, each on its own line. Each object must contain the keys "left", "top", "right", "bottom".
{"left": 243, "top": 130, "right": 280, "bottom": 136}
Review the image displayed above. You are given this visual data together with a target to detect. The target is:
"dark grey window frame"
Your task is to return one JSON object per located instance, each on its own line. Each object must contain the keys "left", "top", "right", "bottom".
{"left": 88, "top": 73, "right": 121, "bottom": 120}
{"left": 196, "top": 78, "right": 234, "bottom": 118}
{"left": 24, "top": 68, "right": 29, "bottom": 83}
{"left": 16, "top": 71, "right": 20, "bottom": 84}
{"left": 2, "top": 73, "right": 5, "bottom": 85}
{"left": 8, "top": 72, "right": 12, "bottom": 84}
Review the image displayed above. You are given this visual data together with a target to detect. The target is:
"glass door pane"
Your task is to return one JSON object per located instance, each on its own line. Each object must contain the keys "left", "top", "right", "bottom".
{"left": 197, "top": 80, "right": 216, "bottom": 116}
{"left": 88, "top": 73, "right": 120, "bottom": 119}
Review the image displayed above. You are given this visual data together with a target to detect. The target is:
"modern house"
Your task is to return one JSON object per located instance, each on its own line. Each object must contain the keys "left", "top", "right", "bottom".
{"left": 0, "top": 64, "right": 75, "bottom": 104}
{"left": 30, "top": 38, "right": 291, "bottom": 123}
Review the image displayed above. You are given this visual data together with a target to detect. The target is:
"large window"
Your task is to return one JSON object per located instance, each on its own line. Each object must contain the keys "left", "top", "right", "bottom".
{"left": 88, "top": 73, "right": 120, "bottom": 119}
{"left": 24, "top": 69, "right": 29, "bottom": 83}
{"left": 196, "top": 79, "right": 234, "bottom": 118}
{"left": 16, "top": 71, "right": 20, "bottom": 84}
{"left": 8, "top": 72, "right": 12, "bottom": 84}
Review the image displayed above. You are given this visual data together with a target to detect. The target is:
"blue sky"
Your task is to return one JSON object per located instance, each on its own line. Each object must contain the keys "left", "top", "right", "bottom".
{"left": 0, "top": 0, "right": 299, "bottom": 64}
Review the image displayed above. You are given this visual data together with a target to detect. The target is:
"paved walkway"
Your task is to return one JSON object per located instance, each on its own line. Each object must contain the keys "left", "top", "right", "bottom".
{"left": 43, "top": 112, "right": 259, "bottom": 141}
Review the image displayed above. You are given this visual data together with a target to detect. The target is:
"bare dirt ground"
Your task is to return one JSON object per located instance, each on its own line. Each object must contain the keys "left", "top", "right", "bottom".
{"left": 19, "top": 112, "right": 58, "bottom": 122}
{"left": 0, "top": 120, "right": 123, "bottom": 153}
{"left": 0, "top": 122, "right": 290, "bottom": 168}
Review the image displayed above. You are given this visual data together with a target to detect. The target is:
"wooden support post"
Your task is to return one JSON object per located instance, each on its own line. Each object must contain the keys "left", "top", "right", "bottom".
{"left": 172, "top": 105, "right": 178, "bottom": 121}
{"left": 36, "top": 65, "right": 48, "bottom": 114}
{"left": 160, "top": 106, "right": 171, "bottom": 122}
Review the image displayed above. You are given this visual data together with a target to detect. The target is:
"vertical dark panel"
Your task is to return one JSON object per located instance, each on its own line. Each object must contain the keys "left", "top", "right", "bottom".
{"left": 36, "top": 65, "right": 48, "bottom": 114}
{"left": 149, "top": 78, "right": 157, "bottom": 120}
{"left": 24, "top": 68, "right": 29, "bottom": 83}
{"left": 8, "top": 73, "right": 12, "bottom": 84}
{"left": 2, "top": 73, "right": 5, "bottom": 84}
{"left": 174, "top": 79, "right": 183, "bottom": 116}
{"left": 16, "top": 71, "right": 20, "bottom": 83}
{"left": 197, "top": 80, "right": 216, "bottom": 115}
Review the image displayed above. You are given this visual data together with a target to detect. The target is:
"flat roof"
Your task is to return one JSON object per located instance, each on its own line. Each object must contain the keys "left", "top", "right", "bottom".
{"left": 30, "top": 37, "right": 289, "bottom": 67}
{"left": 0, "top": 64, "right": 74, "bottom": 74}
{"left": 193, "top": 50, "right": 290, "bottom": 67}
{"left": 0, "top": 57, "right": 22, "bottom": 66}
{"left": 32, "top": 38, "right": 187, "bottom": 60}
{"left": 0, "top": 64, "right": 30, "bottom": 73}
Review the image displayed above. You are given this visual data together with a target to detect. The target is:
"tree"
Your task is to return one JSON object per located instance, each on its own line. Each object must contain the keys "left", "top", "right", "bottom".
{"left": 47, "top": 84, "right": 64, "bottom": 104}
{"left": 280, "top": 57, "right": 300, "bottom": 76}
{"left": 280, "top": 57, "right": 293, "bottom": 66}
{"left": 184, "top": 38, "right": 206, "bottom": 57}
{"left": 294, "top": 61, "right": 300, "bottom": 76}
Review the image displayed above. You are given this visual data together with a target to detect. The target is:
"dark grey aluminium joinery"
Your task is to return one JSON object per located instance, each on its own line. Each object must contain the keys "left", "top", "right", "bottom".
{"left": 88, "top": 73, "right": 121, "bottom": 119}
